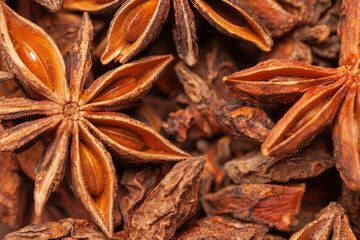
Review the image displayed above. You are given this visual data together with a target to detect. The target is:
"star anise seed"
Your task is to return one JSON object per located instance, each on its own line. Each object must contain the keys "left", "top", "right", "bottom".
{"left": 101, "top": 0, "right": 273, "bottom": 66}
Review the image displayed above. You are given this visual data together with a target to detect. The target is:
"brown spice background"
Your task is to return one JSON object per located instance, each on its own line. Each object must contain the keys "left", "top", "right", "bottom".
{"left": 0, "top": 0, "right": 359, "bottom": 239}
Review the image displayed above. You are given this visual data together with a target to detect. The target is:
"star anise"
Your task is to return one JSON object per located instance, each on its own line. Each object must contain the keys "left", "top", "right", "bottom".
{"left": 0, "top": 2, "right": 189, "bottom": 237}
{"left": 32, "top": 0, "right": 125, "bottom": 12}
{"left": 31, "top": 0, "right": 63, "bottom": 12}
{"left": 62, "top": 0, "right": 125, "bottom": 13}
{"left": 101, "top": 0, "right": 273, "bottom": 67}
{"left": 290, "top": 202, "right": 356, "bottom": 239}
{"left": 224, "top": 0, "right": 360, "bottom": 191}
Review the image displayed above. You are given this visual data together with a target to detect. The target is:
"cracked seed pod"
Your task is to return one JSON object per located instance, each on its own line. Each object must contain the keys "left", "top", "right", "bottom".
{"left": 101, "top": 0, "right": 272, "bottom": 66}
{"left": 290, "top": 202, "right": 356, "bottom": 239}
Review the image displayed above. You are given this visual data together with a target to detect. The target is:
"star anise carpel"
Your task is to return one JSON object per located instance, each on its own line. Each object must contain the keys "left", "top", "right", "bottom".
{"left": 32, "top": 0, "right": 125, "bottom": 13}
{"left": 224, "top": 0, "right": 360, "bottom": 191}
{"left": 101, "top": 0, "right": 273, "bottom": 67}
{"left": 0, "top": 2, "right": 189, "bottom": 237}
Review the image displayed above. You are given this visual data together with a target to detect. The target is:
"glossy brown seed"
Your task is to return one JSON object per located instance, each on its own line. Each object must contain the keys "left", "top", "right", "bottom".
{"left": 96, "top": 125, "right": 144, "bottom": 150}
{"left": 16, "top": 41, "right": 53, "bottom": 90}
{"left": 123, "top": 0, "right": 158, "bottom": 43}
{"left": 101, "top": 0, "right": 170, "bottom": 65}
{"left": 79, "top": 142, "right": 105, "bottom": 196}
{"left": 91, "top": 77, "right": 136, "bottom": 103}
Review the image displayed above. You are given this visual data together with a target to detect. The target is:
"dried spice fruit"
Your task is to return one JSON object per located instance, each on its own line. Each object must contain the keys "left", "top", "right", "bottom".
{"left": 63, "top": 0, "right": 125, "bottom": 13}
{"left": 202, "top": 183, "right": 305, "bottom": 231}
{"left": 0, "top": 3, "right": 189, "bottom": 237}
{"left": 126, "top": 157, "right": 204, "bottom": 239}
{"left": 163, "top": 60, "right": 274, "bottom": 142}
{"left": 0, "top": 152, "right": 30, "bottom": 230}
{"left": 224, "top": 138, "right": 334, "bottom": 184}
{"left": 33, "top": 0, "right": 63, "bottom": 12}
{"left": 4, "top": 218, "right": 107, "bottom": 240}
{"left": 290, "top": 202, "right": 356, "bottom": 239}
{"left": 119, "top": 165, "right": 162, "bottom": 233}
{"left": 247, "top": 0, "right": 302, "bottom": 37}
{"left": 173, "top": 216, "right": 269, "bottom": 240}
{"left": 224, "top": 0, "right": 360, "bottom": 191}
{"left": 2, "top": 0, "right": 358, "bottom": 238}
{"left": 213, "top": 103, "right": 274, "bottom": 142}
{"left": 101, "top": 0, "right": 272, "bottom": 66}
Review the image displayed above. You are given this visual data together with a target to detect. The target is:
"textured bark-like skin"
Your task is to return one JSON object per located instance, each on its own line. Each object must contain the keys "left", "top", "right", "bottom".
{"left": 190, "top": 0, "right": 273, "bottom": 51}
{"left": 4, "top": 218, "right": 107, "bottom": 240}
{"left": 0, "top": 3, "right": 190, "bottom": 237}
{"left": 127, "top": 157, "right": 205, "bottom": 240}
{"left": 63, "top": 0, "right": 125, "bottom": 14}
{"left": 119, "top": 166, "right": 162, "bottom": 233}
{"left": 173, "top": 0, "right": 198, "bottom": 66}
{"left": 223, "top": 0, "right": 360, "bottom": 191}
{"left": 224, "top": 140, "right": 334, "bottom": 184}
{"left": 290, "top": 202, "right": 356, "bottom": 240}
{"left": 173, "top": 216, "right": 269, "bottom": 240}
{"left": 213, "top": 104, "right": 274, "bottom": 142}
{"left": 101, "top": 0, "right": 170, "bottom": 64}
{"left": 202, "top": 183, "right": 305, "bottom": 231}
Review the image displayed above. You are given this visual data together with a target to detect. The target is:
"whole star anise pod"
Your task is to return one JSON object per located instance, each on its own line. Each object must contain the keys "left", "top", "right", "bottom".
{"left": 224, "top": 0, "right": 360, "bottom": 191}
{"left": 101, "top": 0, "right": 273, "bottom": 67}
{"left": 0, "top": 2, "right": 189, "bottom": 237}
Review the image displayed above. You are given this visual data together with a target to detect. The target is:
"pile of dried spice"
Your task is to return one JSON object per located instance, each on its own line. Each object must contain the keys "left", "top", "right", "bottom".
{"left": 0, "top": 0, "right": 359, "bottom": 239}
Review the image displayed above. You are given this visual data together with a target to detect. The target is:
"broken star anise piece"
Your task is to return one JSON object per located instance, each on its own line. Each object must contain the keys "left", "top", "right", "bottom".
{"left": 4, "top": 218, "right": 107, "bottom": 240}
{"left": 0, "top": 2, "right": 189, "bottom": 237}
{"left": 126, "top": 156, "right": 205, "bottom": 240}
{"left": 290, "top": 202, "right": 356, "bottom": 239}
{"left": 224, "top": 0, "right": 360, "bottom": 191}
{"left": 33, "top": 0, "right": 63, "bottom": 12}
{"left": 101, "top": 0, "right": 273, "bottom": 66}
{"left": 202, "top": 183, "right": 305, "bottom": 231}
{"left": 173, "top": 216, "right": 269, "bottom": 240}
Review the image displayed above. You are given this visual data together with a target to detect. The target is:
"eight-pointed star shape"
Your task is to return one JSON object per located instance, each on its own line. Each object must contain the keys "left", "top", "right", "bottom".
{"left": 0, "top": 2, "right": 189, "bottom": 237}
